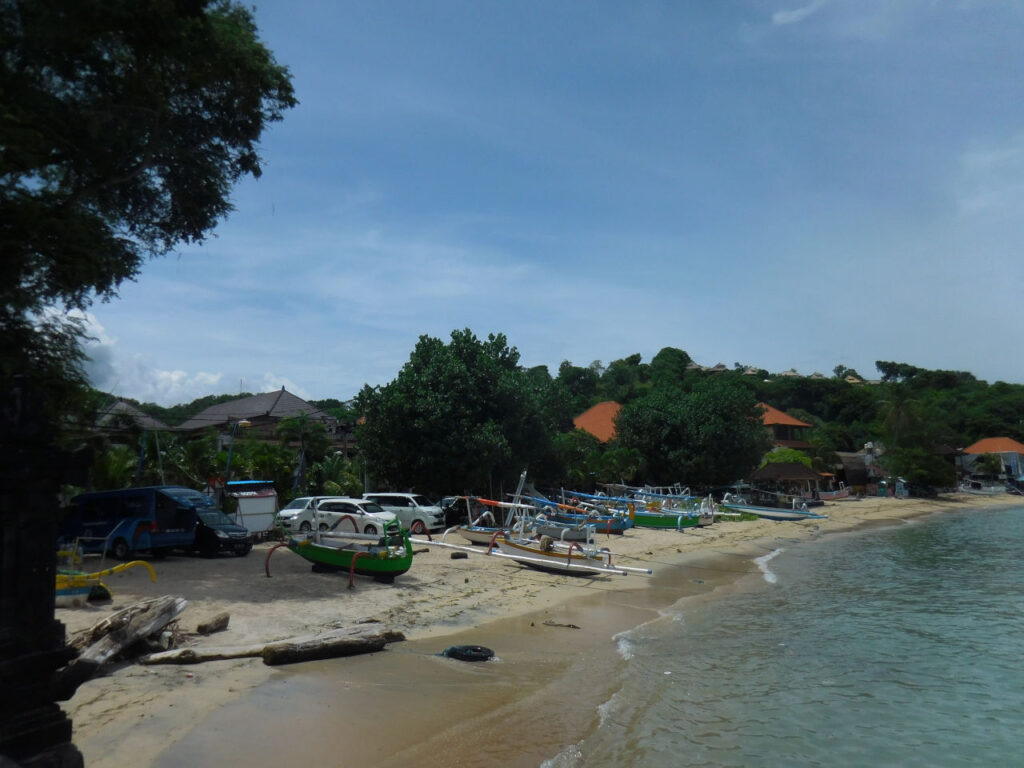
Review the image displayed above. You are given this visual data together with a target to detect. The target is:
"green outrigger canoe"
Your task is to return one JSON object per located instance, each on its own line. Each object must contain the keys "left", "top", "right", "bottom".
{"left": 286, "top": 523, "right": 414, "bottom": 583}
{"left": 631, "top": 496, "right": 716, "bottom": 530}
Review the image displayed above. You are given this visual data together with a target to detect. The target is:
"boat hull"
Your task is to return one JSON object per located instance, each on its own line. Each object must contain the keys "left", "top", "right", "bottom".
{"left": 544, "top": 512, "right": 632, "bottom": 534}
{"left": 720, "top": 503, "right": 827, "bottom": 521}
{"left": 491, "top": 537, "right": 621, "bottom": 575}
{"left": 288, "top": 535, "right": 413, "bottom": 582}
{"left": 457, "top": 525, "right": 504, "bottom": 545}
{"left": 632, "top": 511, "right": 702, "bottom": 529}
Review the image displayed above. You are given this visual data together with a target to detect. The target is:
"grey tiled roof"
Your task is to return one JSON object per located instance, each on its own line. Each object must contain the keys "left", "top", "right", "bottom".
{"left": 176, "top": 388, "right": 332, "bottom": 431}
{"left": 97, "top": 400, "right": 170, "bottom": 431}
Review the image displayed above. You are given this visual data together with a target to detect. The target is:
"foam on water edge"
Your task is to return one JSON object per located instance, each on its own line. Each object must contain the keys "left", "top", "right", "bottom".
{"left": 754, "top": 547, "right": 784, "bottom": 583}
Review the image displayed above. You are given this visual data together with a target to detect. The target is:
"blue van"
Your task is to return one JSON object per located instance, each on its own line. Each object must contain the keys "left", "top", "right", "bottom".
{"left": 61, "top": 486, "right": 210, "bottom": 559}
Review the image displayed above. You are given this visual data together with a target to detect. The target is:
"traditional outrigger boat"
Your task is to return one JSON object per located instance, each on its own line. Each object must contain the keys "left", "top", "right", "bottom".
{"left": 448, "top": 496, "right": 598, "bottom": 545}
{"left": 719, "top": 493, "right": 828, "bottom": 521}
{"left": 276, "top": 518, "right": 414, "bottom": 583}
{"left": 414, "top": 529, "right": 652, "bottom": 577}
{"left": 525, "top": 496, "right": 634, "bottom": 534}
{"left": 55, "top": 556, "right": 157, "bottom": 607}
{"left": 567, "top": 488, "right": 716, "bottom": 530}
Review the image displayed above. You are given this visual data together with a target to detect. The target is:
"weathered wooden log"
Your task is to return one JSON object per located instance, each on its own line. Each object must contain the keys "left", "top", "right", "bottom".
{"left": 55, "top": 596, "right": 188, "bottom": 696}
{"left": 196, "top": 612, "right": 230, "bottom": 635}
{"left": 140, "top": 644, "right": 266, "bottom": 664}
{"left": 139, "top": 623, "right": 404, "bottom": 667}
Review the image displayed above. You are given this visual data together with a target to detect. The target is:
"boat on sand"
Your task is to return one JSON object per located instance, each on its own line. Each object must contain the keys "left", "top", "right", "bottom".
{"left": 281, "top": 519, "right": 414, "bottom": 583}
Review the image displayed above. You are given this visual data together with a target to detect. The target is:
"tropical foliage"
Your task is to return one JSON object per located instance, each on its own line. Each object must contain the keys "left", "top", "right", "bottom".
{"left": 83, "top": 343, "right": 1024, "bottom": 500}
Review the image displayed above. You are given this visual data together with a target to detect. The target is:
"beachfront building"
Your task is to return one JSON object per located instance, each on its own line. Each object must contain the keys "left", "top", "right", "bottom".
{"left": 749, "top": 461, "right": 823, "bottom": 502}
{"left": 573, "top": 401, "right": 622, "bottom": 443}
{"left": 758, "top": 403, "right": 813, "bottom": 451}
{"left": 961, "top": 437, "right": 1024, "bottom": 481}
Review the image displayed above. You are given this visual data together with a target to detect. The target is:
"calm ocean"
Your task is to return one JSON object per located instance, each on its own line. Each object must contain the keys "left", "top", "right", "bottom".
{"left": 545, "top": 503, "right": 1024, "bottom": 767}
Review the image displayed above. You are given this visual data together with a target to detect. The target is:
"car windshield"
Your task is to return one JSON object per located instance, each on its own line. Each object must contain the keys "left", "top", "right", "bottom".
{"left": 163, "top": 488, "right": 213, "bottom": 506}
{"left": 282, "top": 498, "right": 311, "bottom": 510}
{"left": 361, "top": 502, "right": 385, "bottom": 514}
{"left": 411, "top": 495, "right": 433, "bottom": 506}
{"left": 197, "top": 509, "right": 236, "bottom": 526}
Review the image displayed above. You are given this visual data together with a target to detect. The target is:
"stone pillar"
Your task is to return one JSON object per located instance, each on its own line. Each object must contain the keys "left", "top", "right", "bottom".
{"left": 0, "top": 377, "right": 84, "bottom": 767}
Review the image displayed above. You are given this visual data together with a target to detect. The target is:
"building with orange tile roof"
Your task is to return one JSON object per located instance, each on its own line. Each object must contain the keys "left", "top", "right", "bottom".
{"left": 962, "top": 437, "right": 1024, "bottom": 455}
{"left": 573, "top": 401, "right": 622, "bottom": 443}
{"left": 758, "top": 402, "right": 813, "bottom": 449}
{"left": 963, "top": 436, "right": 1024, "bottom": 480}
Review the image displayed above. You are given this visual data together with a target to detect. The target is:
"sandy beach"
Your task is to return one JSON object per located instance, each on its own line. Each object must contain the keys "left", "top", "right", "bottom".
{"left": 57, "top": 493, "right": 1017, "bottom": 766}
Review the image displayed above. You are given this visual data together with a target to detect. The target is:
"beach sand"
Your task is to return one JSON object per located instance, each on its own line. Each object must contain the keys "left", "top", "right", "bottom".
{"left": 58, "top": 493, "right": 1014, "bottom": 766}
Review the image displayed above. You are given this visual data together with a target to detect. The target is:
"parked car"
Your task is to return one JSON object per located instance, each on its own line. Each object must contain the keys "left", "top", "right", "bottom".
{"left": 275, "top": 496, "right": 347, "bottom": 533}
{"left": 315, "top": 498, "right": 397, "bottom": 535}
{"left": 362, "top": 492, "right": 445, "bottom": 533}
{"left": 194, "top": 508, "right": 253, "bottom": 557}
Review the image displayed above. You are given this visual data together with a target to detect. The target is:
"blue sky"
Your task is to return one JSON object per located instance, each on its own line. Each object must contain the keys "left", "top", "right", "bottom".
{"left": 83, "top": 0, "right": 1024, "bottom": 406}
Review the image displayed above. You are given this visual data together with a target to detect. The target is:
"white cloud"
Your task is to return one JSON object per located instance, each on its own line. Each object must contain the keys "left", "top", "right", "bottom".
{"left": 773, "top": 0, "right": 830, "bottom": 26}
{"left": 955, "top": 132, "right": 1024, "bottom": 217}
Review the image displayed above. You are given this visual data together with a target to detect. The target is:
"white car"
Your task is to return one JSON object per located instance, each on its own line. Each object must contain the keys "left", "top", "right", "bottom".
{"left": 362, "top": 492, "right": 445, "bottom": 533}
{"left": 315, "top": 498, "right": 397, "bottom": 535}
{"left": 275, "top": 496, "right": 347, "bottom": 533}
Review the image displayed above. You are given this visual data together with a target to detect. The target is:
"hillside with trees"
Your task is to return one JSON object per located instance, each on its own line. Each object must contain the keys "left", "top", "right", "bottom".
{"left": 80, "top": 333, "right": 1024, "bottom": 501}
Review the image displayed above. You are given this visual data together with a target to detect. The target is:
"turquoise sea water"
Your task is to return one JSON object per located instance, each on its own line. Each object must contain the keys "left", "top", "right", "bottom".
{"left": 547, "top": 504, "right": 1024, "bottom": 767}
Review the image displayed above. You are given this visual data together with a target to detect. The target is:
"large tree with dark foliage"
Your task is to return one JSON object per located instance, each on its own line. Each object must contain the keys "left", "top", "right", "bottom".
{"left": 356, "top": 330, "right": 565, "bottom": 497}
{"left": 615, "top": 377, "right": 770, "bottom": 489}
{"left": 0, "top": 4, "right": 294, "bottom": 763}
{"left": 1, "top": 0, "right": 296, "bottom": 409}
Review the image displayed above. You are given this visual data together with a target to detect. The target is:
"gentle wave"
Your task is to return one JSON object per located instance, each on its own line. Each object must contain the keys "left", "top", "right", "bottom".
{"left": 539, "top": 743, "right": 584, "bottom": 767}
{"left": 754, "top": 547, "right": 784, "bottom": 583}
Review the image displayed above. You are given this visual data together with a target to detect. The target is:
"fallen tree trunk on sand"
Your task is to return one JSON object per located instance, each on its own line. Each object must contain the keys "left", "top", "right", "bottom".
{"left": 139, "top": 623, "right": 405, "bottom": 667}
{"left": 55, "top": 595, "right": 188, "bottom": 697}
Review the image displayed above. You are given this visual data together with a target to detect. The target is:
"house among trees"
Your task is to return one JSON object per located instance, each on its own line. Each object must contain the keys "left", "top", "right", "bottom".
{"left": 961, "top": 436, "right": 1024, "bottom": 480}
{"left": 96, "top": 399, "right": 170, "bottom": 434}
{"left": 176, "top": 387, "right": 338, "bottom": 441}
{"left": 759, "top": 403, "right": 813, "bottom": 450}
{"left": 573, "top": 401, "right": 622, "bottom": 443}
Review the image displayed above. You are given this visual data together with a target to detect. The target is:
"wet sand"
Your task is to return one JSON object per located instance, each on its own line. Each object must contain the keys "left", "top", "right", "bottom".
{"left": 58, "top": 494, "right": 1016, "bottom": 766}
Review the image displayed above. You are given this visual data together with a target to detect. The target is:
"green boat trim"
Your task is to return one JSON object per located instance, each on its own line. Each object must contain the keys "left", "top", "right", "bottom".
{"left": 287, "top": 524, "right": 414, "bottom": 583}
{"left": 631, "top": 511, "right": 702, "bottom": 529}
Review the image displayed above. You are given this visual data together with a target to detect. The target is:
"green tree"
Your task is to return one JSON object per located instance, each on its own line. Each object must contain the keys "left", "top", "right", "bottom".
{"left": 309, "top": 452, "right": 362, "bottom": 497}
{"left": 615, "top": 378, "right": 770, "bottom": 489}
{"left": 1, "top": 0, "right": 295, "bottom": 415}
{"left": 649, "top": 347, "right": 692, "bottom": 390}
{"left": 762, "top": 448, "right": 813, "bottom": 468}
{"left": 356, "top": 330, "right": 552, "bottom": 497}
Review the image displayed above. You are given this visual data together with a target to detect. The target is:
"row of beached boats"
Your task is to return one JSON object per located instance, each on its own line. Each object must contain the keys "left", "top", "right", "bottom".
{"left": 271, "top": 481, "right": 829, "bottom": 584}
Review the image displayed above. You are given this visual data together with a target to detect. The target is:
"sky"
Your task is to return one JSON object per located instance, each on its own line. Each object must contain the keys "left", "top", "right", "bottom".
{"left": 82, "top": 0, "right": 1024, "bottom": 406}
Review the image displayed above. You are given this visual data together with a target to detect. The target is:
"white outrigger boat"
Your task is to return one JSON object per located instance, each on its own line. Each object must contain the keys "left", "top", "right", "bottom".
{"left": 412, "top": 526, "right": 651, "bottom": 577}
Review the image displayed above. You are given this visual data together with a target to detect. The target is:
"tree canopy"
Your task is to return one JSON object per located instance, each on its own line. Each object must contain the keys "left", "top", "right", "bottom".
{"left": 355, "top": 330, "right": 568, "bottom": 498}
{"left": 615, "top": 377, "right": 770, "bottom": 489}
{"left": 1, "top": 0, "right": 295, "bottom": 411}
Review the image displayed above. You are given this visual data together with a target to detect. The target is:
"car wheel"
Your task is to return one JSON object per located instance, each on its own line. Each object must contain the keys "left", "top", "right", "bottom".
{"left": 410, "top": 520, "right": 427, "bottom": 534}
{"left": 111, "top": 538, "right": 131, "bottom": 561}
{"left": 299, "top": 521, "right": 312, "bottom": 532}
{"left": 318, "top": 523, "right": 328, "bottom": 532}
{"left": 363, "top": 524, "right": 378, "bottom": 536}
{"left": 235, "top": 544, "right": 252, "bottom": 557}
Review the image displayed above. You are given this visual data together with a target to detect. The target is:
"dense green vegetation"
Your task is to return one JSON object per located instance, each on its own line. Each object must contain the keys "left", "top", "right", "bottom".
{"left": 1, "top": 0, "right": 295, "bottom": 425}
{"left": 85, "top": 335, "right": 1024, "bottom": 501}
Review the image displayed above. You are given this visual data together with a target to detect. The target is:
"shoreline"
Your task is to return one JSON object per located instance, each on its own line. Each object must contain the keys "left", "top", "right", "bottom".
{"left": 60, "top": 493, "right": 1019, "bottom": 766}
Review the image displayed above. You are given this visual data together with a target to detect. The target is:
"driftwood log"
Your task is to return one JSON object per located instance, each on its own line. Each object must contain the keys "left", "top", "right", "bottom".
{"left": 55, "top": 595, "right": 188, "bottom": 697}
{"left": 196, "top": 611, "right": 230, "bottom": 635}
{"left": 139, "top": 623, "right": 404, "bottom": 667}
